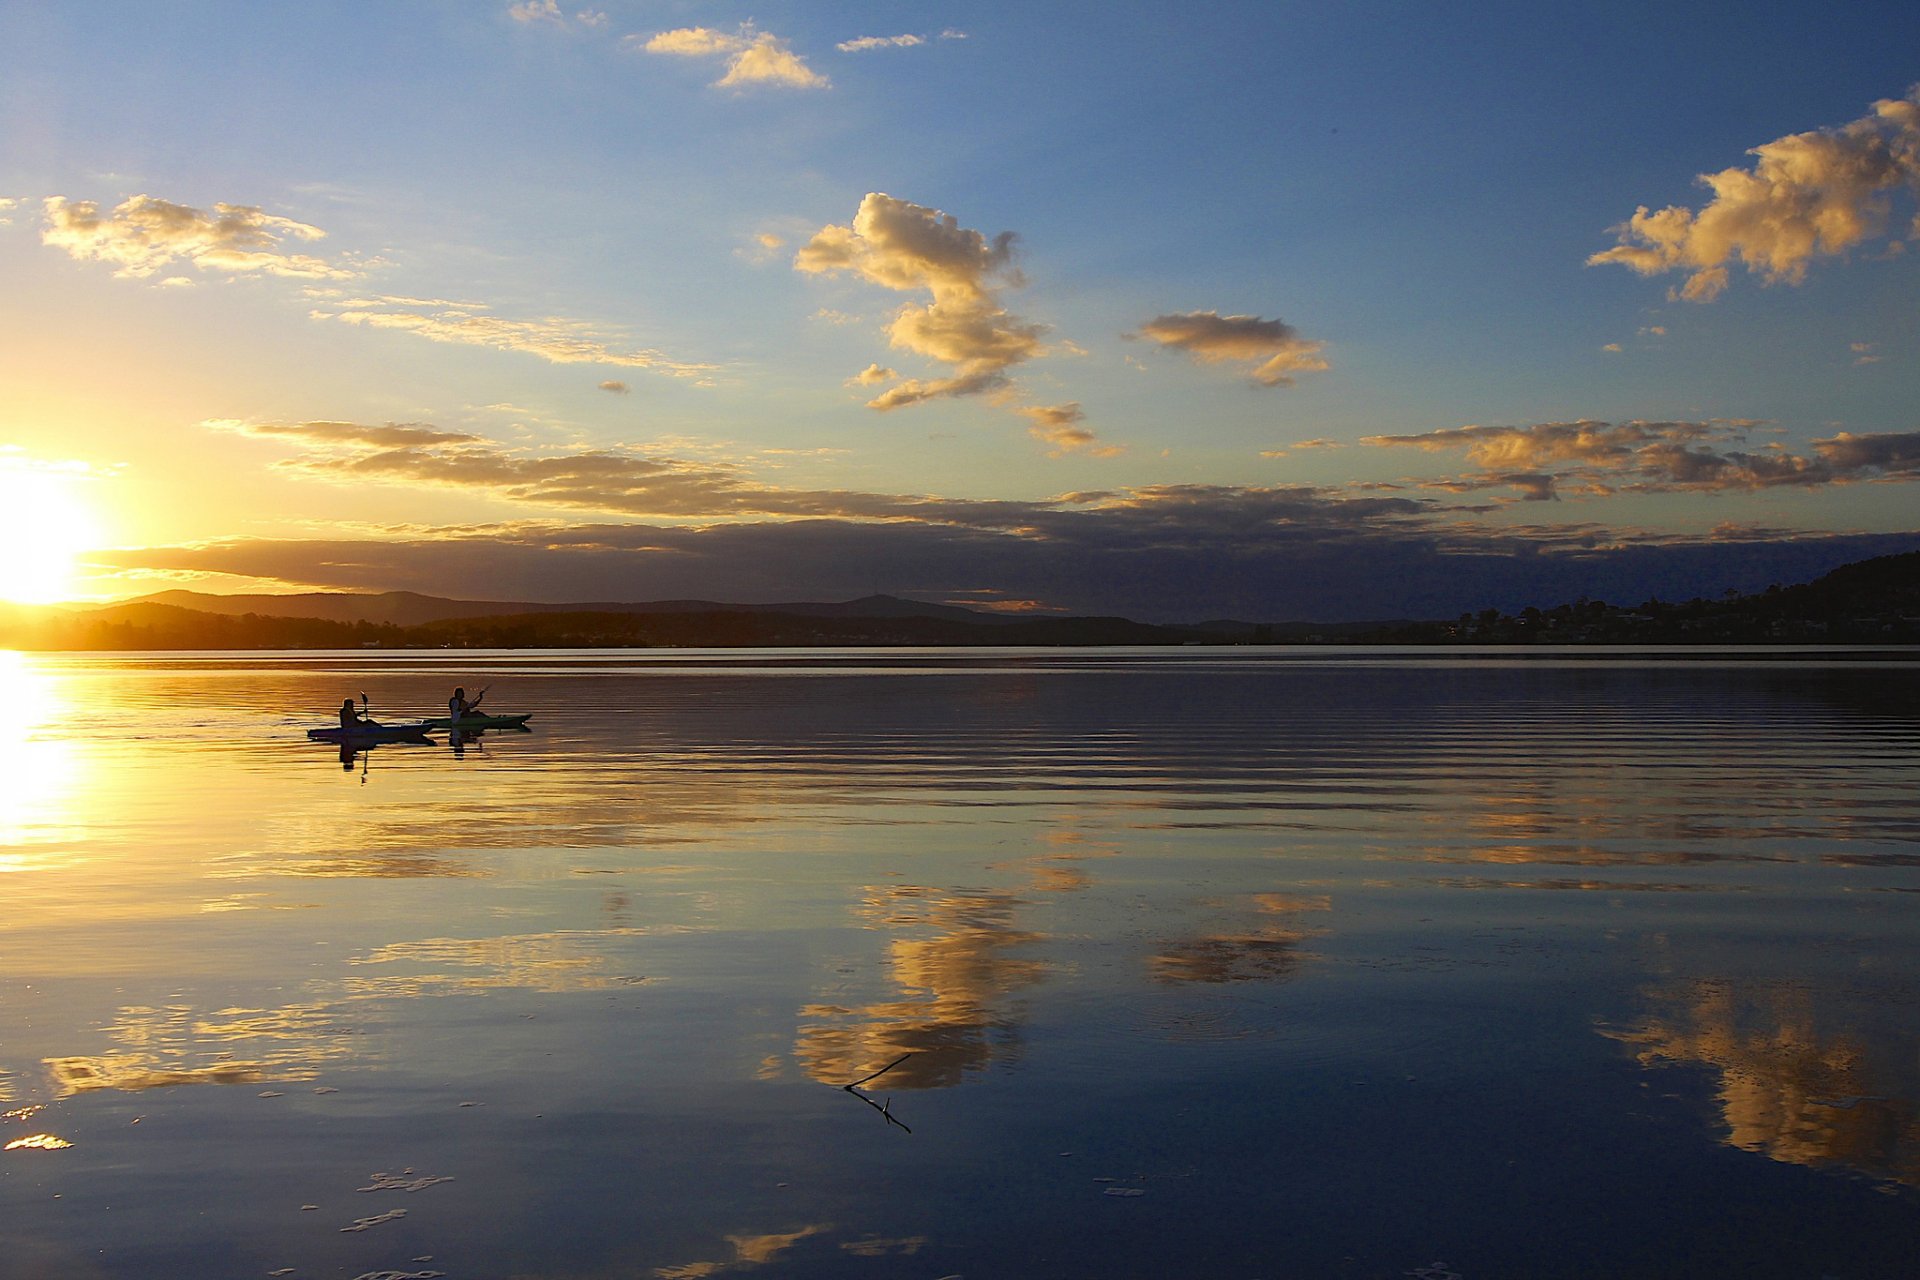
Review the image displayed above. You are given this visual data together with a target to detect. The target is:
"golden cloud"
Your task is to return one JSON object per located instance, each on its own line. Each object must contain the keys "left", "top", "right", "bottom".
{"left": 42, "top": 194, "right": 357, "bottom": 280}
{"left": 1589, "top": 86, "right": 1920, "bottom": 301}
{"left": 1017, "top": 402, "right": 1120, "bottom": 457}
{"left": 1362, "top": 419, "right": 1920, "bottom": 498}
{"left": 638, "top": 25, "right": 828, "bottom": 90}
{"left": 796, "top": 193, "right": 1108, "bottom": 450}
{"left": 1132, "top": 310, "right": 1329, "bottom": 386}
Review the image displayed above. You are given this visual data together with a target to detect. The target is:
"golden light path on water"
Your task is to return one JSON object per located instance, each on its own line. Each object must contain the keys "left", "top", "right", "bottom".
{"left": 0, "top": 650, "right": 84, "bottom": 853}
{"left": 0, "top": 648, "right": 1914, "bottom": 1277}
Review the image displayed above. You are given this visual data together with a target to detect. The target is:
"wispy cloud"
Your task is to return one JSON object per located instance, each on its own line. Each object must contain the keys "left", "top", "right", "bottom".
{"left": 1131, "top": 311, "right": 1328, "bottom": 386}
{"left": 507, "top": 2, "right": 606, "bottom": 27}
{"left": 636, "top": 25, "right": 828, "bottom": 90}
{"left": 305, "top": 291, "right": 717, "bottom": 379}
{"left": 207, "top": 419, "right": 482, "bottom": 449}
{"left": 837, "top": 34, "right": 924, "bottom": 53}
{"left": 1589, "top": 86, "right": 1920, "bottom": 301}
{"left": 207, "top": 418, "right": 950, "bottom": 520}
{"left": 42, "top": 195, "right": 359, "bottom": 280}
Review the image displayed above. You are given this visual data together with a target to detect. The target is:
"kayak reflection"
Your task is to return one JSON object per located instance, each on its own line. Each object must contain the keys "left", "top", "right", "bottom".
{"left": 450, "top": 723, "right": 532, "bottom": 758}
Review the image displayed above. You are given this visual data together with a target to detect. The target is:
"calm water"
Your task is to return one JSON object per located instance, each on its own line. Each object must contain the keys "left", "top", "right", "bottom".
{"left": 1, "top": 647, "right": 1917, "bottom": 1279}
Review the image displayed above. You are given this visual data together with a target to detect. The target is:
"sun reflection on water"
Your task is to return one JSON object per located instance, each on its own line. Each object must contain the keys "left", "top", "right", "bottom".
{"left": 0, "top": 651, "right": 83, "bottom": 849}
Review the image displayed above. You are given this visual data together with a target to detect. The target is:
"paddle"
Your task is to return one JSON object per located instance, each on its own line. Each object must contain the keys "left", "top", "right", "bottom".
{"left": 360, "top": 691, "right": 372, "bottom": 726}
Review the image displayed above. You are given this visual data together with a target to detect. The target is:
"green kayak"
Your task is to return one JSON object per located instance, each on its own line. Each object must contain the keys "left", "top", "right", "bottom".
{"left": 421, "top": 712, "right": 534, "bottom": 731}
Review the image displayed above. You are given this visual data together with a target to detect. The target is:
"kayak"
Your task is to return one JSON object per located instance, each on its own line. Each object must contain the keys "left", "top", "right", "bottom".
{"left": 420, "top": 713, "right": 533, "bottom": 731}
{"left": 307, "top": 723, "right": 436, "bottom": 744}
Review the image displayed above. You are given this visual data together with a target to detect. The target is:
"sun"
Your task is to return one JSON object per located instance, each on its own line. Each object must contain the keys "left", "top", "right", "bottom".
{"left": 0, "top": 469, "right": 105, "bottom": 605}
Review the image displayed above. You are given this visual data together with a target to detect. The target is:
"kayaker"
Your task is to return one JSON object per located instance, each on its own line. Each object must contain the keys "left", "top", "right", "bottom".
{"left": 339, "top": 699, "right": 377, "bottom": 730}
{"left": 448, "top": 686, "right": 485, "bottom": 721}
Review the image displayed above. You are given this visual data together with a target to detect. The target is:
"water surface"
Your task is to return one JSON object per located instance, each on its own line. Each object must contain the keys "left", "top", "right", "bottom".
{"left": 1, "top": 647, "right": 1917, "bottom": 1278}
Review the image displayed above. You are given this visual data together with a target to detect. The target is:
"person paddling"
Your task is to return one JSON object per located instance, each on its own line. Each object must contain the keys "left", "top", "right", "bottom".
{"left": 448, "top": 686, "right": 486, "bottom": 722}
{"left": 339, "top": 698, "right": 378, "bottom": 730}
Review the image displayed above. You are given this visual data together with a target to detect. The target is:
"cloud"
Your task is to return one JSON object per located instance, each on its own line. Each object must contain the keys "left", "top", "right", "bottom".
{"left": 1602, "top": 342, "right": 1623, "bottom": 353}
{"left": 95, "top": 501, "right": 1920, "bottom": 625}
{"left": 599, "top": 380, "right": 629, "bottom": 394}
{"left": 206, "top": 419, "right": 482, "bottom": 449}
{"left": 42, "top": 195, "right": 358, "bottom": 280}
{"left": 1132, "top": 311, "right": 1328, "bottom": 386}
{"left": 846, "top": 363, "right": 896, "bottom": 386}
{"left": 1812, "top": 430, "right": 1920, "bottom": 474}
{"left": 637, "top": 25, "right": 828, "bottom": 90}
{"left": 1364, "top": 419, "right": 1920, "bottom": 496}
{"left": 1017, "top": 403, "right": 1120, "bottom": 457}
{"left": 0, "top": 196, "right": 18, "bottom": 225}
{"left": 204, "top": 417, "right": 957, "bottom": 521}
{"left": 305, "top": 292, "right": 716, "bottom": 378}
{"left": 1588, "top": 86, "right": 1920, "bottom": 301}
{"left": 796, "top": 193, "right": 1103, "bottom": 449}
{"left": 939, "top": 29, "right": 968, "bottom": 40}
{"left": 837, "top": 34, "right": 924, "bottom": 52}
{"left": 509, "top": 3, "right": 608, "bottom": 28}
{"left": 1852, "top": 341, "right": 1881, "bottom": 366}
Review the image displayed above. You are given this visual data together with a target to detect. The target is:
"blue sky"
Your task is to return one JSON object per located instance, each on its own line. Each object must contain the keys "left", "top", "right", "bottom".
{"left": 3, "top": 1, "right": 1919, "bottom": 618}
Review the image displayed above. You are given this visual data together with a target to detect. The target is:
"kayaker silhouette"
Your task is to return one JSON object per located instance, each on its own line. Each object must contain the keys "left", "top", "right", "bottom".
{"left": 339, "top": 698, "right": 377, "bottom": 730}
{"left": 448, "top": 686, "right": 485, "bottom": 721}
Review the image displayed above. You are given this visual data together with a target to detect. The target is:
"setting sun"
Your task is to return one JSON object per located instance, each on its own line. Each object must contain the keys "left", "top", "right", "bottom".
{"left": 0, "top": 467, "right": 104, "bottom": 605}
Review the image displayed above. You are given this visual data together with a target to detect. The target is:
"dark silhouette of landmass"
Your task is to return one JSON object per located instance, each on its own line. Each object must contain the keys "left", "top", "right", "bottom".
{"left": 1, "top": 552, "right": 1913, "bottom": 649}
{"left": 1375, "top": 549, "right": 1920, "bottom": 645}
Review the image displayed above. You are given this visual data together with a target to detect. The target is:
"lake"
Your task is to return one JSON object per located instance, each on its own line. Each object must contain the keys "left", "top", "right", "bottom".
{"left": 1, "top": 647, "right": 1917, "bottom": 1279}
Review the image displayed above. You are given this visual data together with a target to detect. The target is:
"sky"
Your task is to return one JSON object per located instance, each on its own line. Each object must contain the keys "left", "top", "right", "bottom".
{"left": 3, "top": 0, "right": 1920, "bottom": 621}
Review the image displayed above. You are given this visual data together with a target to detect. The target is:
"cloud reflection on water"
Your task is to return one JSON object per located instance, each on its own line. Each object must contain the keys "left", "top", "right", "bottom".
{"left": 794, "top": 885, "right": 1045, "bottom": 1090}
{"left": 1606, "top": 977, "right": 1920, "bottom": 1187}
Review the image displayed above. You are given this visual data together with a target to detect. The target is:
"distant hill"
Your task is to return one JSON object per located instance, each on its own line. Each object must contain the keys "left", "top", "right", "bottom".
{"left": 1, "top": 551, "right": 1910, "bottom": 650}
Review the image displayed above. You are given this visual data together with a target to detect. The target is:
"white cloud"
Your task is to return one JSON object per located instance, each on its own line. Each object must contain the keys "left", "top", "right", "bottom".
{"left": 599, "top": 380, "right": 630, "bottom": 394}
{"left": 1132, "top": 311, "right": 1328, "bottom": 386}
{"left": 1589, "top": 86, "right": 1920, "bottom": 301}
{"left": 838, "top": 34, "right": 924, "bottom": 53}
{"left": 637, "top": 25, "right": 828, "bottom": 90}
{"left": 42, "top": 194, "right": 358, "bottom": 280}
